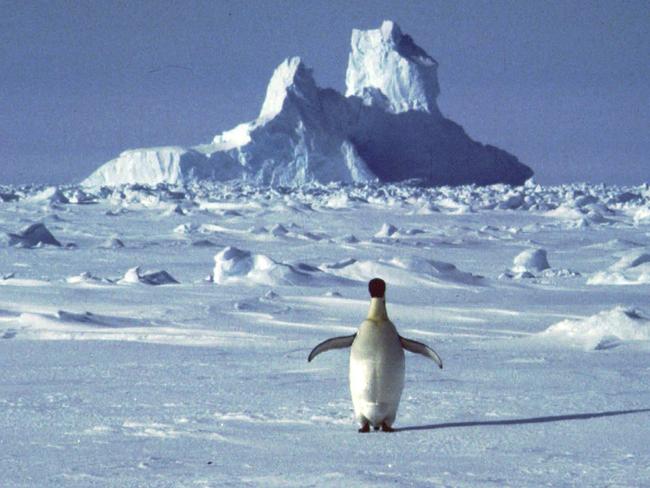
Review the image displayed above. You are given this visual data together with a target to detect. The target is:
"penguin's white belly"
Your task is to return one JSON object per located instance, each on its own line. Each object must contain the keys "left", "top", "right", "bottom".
{"left": 349, "top": 320, "right": 405, "bottom": 426}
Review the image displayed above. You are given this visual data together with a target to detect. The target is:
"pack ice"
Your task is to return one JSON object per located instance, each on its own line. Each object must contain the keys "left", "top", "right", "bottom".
{"left": 83, "top": 21, "right": 532, "bottom": 187}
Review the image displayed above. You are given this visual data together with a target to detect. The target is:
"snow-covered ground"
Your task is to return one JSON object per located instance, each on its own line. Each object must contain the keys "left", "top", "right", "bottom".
{"left": 1, "top": 181, "right": 649, "bottom": 486}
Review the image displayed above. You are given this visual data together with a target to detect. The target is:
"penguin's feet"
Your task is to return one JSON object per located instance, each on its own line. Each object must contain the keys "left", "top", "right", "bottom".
{"left": 358, "top": 422, "right": 370, "bottom": 433}
{"left": 380, "top": 422, "right": 394, "bottom": 433}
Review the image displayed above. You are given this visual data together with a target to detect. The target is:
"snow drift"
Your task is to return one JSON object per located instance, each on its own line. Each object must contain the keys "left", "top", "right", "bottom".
{"left": 535, "top": 307, "right": 650, "bottom": 350}
{"left": 322, "top": 256, "right": 483, "bottom": 288}
{"left": 83, "top": 21, "right": 532, "bottom": 187}
{"left": 588, "top": 249, "right": 650, "bottom": 285}
{"left": 213, "top": 246, "right": 317, "bottom": 286}
{"left": 6, "top": 310, "right": 242, "bottom": 347}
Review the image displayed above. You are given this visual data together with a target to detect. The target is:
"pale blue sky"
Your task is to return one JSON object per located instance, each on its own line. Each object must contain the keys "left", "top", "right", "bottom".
{"left": 1, "top": 0, "right": 648, "bottom": 185}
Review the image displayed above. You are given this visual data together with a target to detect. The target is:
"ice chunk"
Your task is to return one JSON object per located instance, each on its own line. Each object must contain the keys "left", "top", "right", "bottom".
{"left": 633, "top": 207, "right": 650, "bottom": 224}
{"left": 7, "top": 223, "right": 62, "bottom": 248}
{"left": 99, "top": 238, "right": 125, "bottom": 249}
{"left": 611, "top": 250, "right": 650, "bottom": 271}
{"left": 28, "top": 186, "right": 70, "bottom": 205}
{"left": 118, "top": 266, "right": 179, "bottom": 285}
{"left": 66, "top": 272, "right": 113, "bottom": 285}
{"left": 513, "top": 249, "right": 550, "bottom": 273}
{"left": 323, "top": 256, "right": 482, "bottom": 288}
{"left": 375, "top": 223, "right": 398, "bottom": 238}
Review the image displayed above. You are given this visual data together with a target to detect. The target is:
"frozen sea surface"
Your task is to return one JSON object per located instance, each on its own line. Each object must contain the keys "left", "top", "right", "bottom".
{"left": 1, "top": 181, "right": 649, "bottom": 486}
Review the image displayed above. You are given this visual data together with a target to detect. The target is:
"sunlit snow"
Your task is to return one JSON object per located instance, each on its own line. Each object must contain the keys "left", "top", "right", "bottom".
{"left": 1, "top": 180, "right": 649, "bottom": 486}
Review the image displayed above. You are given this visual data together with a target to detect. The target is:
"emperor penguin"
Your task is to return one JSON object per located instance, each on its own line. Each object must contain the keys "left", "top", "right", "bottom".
{"left": 308, "top": 278, "right": 443, "bottom": 432}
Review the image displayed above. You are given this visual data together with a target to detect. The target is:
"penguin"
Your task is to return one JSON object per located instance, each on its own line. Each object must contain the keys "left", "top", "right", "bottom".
{"left": 308, "top": 278, "right": 443, "bottom": 432}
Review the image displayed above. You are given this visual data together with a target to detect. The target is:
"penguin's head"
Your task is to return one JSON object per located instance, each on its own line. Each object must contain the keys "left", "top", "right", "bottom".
{"left": 368, "top": 278, "right": 386, "bottom": 300}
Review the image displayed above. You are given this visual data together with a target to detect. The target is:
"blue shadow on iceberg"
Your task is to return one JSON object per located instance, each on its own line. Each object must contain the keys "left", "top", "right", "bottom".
{"left": 396, "top": 408, "right": 650, "bottom": 432}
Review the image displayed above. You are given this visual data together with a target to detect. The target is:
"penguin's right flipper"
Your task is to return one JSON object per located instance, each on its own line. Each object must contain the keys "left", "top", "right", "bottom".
{"left": 400, "top": 336, "right": 443, "bottom": 369}
{"left": 308, "top": 334, "right": 356, "bottom": 362}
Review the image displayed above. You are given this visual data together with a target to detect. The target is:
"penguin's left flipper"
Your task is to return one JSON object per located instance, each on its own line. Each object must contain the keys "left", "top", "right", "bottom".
{"left": 399, "top": 336, "right": 443, "bottom": 369}
{"left": 308, "top": 334, "right": 356, "bottom": 362}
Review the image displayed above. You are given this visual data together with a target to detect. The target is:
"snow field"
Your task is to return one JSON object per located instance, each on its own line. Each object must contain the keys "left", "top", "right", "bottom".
{"left": 1, "top": 181, "right": 650, "bottom": 486}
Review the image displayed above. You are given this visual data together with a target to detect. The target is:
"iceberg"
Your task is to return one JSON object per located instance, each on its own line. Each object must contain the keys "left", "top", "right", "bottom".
{"left": 83, "top": 21, "right": 533, "bottom": 188}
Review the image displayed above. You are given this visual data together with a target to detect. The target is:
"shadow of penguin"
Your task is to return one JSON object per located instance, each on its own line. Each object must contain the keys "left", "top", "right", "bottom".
{"left": 396, "top": 408, "right": 650, "bottom": 432}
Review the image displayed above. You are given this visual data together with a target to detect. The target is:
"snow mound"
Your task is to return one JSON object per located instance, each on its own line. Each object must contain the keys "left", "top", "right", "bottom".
{"left": 373, "top": 222, "right": 424, "bottom": 239}
{"left": 213, "top": 246, "right": 314, "bottom": 286}
{"left": 174, "top": 223, "right": 198, "bottom": 235}
{"left": 322, "top": 256, "right": 482, "bottom": 288}
{"left": 545, "top": 201, "right": 613, "bottom": 227}
{"left": 545, "top": 205, "right": 584, "bottom": 220}
{"left": 633, "top": 207, "right": 650, "bottom": 224}
{"left": 536, "top": 307, "right": 650, "bottom": 350}
{"left": 513, "top": 248, "right": 550, "bottom": 273}
{"left": 269, "top": 224, "right": 289, "bottom": 237}
{"left": 82, "top": 21, "right": 532, "bottom": 187}
{"left": 588, "top": 249, "right": 650, "bottom": 285}
{"left": 163, "top": 204, "right": 187, "bottom": 216}
{"left": 118, "top": 266, "right": 179, "bottom": 285}
{"left": 66, "top": 188, "right": 97, "bottom": 204}
{"left": 610, "top": 250, "right": 650, "bottom": 271}
{"left": 99, "top": 237, "right": 125, "bottom": 249}
{"left": 392, "top": 256, "right": 484, "bottom": 285}
{"left": 66, "top": 272, "right": 113, "bottom": 285}
{"left": 375, "top": 222, "right": 398, "bottom": 238}
{"left": 586, "top": 239, "right": 644, "bottom": 251}
{"left": 192, "top": 239, "right": 218, "bottom": 248}
{"left": 7, "top": 223, "right": 62, "bottom": 248}
{"left": 232, "top": 291, "right": 291, "bottom": 315}
{"left": 587, "top": 271, "right": 650, "bottom": 286}
{"left": 498, "top": 191, "right": 525, "bottom": 209}
{"left": 339, "top": 234, "right": 359, "bottom": 244}
{"left": 27, "top": 186, "right": 69, "bottom": 205}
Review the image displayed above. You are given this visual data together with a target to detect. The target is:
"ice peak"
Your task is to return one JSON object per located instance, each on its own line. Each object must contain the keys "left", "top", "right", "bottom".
{"left": 346, "top": 20, "right": 440, "bottom": 114}
{"left": 380, "top": 20, "right": 402, "bottom": 43}
{"left": 259, "top": 57, "right": 318, "bottom": 120}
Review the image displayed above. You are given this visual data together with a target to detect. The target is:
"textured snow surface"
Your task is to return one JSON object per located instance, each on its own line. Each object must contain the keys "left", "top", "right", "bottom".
{"left": 83, "top": 21, "right": 532, "bottom": 188}
{"left": 1, "top": 181, "right": 650, "bottom": 486}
